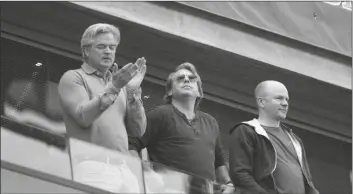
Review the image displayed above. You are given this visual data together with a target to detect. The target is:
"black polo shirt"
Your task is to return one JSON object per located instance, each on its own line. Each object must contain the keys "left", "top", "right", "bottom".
{"left": 129, "top": 104, "right": 225, "bottom": 181}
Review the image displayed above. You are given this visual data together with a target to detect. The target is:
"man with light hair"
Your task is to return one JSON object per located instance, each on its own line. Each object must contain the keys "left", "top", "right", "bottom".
{"left": 229, "top": 80, "right": 319, "bottom": 194}
{"left": 58, "top": 23, "right": 146, "bottom": 192}
{"left": 129, "top": 62, "right": 234, "bottom": 194}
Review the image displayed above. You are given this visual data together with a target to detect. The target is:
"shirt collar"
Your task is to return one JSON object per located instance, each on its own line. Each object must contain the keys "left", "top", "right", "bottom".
{"left": 170, "top": 104, "right": 199, "bottom": 121}
{"left": 81, "top": 62, "right": 113, "bottom": 81}
{"left": 81, "top": 62, "right": 97, "bottom": 75}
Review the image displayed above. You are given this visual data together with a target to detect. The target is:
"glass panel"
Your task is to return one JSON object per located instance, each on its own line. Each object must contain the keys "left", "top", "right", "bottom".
{"left": 1, "top": 168, "right": 85, "bottom": 193}
{"left": 1, "top": 38, "right": 71, "bottom": 180}
{"left": 1, "top": 38, "right": 66, "bottom": 134}
{"left": 142, "top": 161, "right": 215, "bottom": 194}
{"left": 1, "top": 127, "right": 72, "bottom": 180}
{"left": 69, "top": 138, "right": 145, "bottom": 193}
{"left": 213, "top": 182, "right": 232, "bottom": 194}
{"left": 213, "top": 182, "right": 221, "bottom": 194}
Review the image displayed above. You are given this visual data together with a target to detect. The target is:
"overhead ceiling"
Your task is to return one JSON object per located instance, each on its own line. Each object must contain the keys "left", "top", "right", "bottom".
{"left": 179, "top": 1, "right": 352, "bottom": 57}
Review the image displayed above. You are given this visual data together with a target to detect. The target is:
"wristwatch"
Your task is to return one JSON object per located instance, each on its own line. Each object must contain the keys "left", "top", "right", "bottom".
{"left": 225, "top": 180, "right": 234, "bottom": 187}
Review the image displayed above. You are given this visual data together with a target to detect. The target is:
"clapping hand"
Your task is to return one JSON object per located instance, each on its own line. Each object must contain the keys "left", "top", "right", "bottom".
{"left": 109, "top": 57, "right": 146, "bottom": 93}
{"left": 110, "top": 62, "right": 139, "bottom": 90}
{"left": 126, "top": 57, "right": 147, "bottom": 91}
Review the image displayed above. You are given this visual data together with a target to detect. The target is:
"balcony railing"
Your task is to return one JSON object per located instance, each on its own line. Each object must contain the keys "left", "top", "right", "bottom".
{"left": 1, "top": 116, "right": 226, "bottom": 193}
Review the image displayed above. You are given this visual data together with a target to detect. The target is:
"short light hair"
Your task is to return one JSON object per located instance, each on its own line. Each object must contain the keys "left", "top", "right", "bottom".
{"left": 163, "top": 62, "right": 204, "bottom": 110}
{"left": 80, "top": 23, "right": 121, "bottom": 62}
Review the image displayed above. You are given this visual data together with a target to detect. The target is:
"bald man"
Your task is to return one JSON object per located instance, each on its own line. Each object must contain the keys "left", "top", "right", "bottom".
{"left": 229, "top": 80, "right": 319, "bottom": 194}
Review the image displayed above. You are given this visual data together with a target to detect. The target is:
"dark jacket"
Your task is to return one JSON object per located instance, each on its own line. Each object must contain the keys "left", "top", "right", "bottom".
{"left": 229, "top": 118, "right": 319, "bottom": 194}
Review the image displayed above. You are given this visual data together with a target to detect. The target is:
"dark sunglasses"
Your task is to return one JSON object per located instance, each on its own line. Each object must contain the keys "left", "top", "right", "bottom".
{"left": 175, "top": 74, "right": 198, "bottom": 83}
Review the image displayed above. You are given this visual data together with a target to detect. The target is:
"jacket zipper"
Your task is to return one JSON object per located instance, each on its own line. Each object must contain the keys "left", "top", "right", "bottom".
{"left": 269, "top": 139, "right": 278, "bottom": 191}
{"left": 288, "top": 131, "right": 316, "bottom": 191}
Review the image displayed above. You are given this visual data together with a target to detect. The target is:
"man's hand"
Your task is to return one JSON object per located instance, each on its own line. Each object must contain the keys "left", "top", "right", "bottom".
{"left": 126, "top": 57, "right": 147, "bottom": 91}
{"left": 221, "top": 185, "right": 235, "bottom": 194}
{"left": 110, "top": 62, "right": 139, "bottom": 90}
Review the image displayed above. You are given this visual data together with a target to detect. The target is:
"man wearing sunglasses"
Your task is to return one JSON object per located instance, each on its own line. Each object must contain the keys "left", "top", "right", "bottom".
{"left": 129, "top": 62, "right": 234, "bottom": 193}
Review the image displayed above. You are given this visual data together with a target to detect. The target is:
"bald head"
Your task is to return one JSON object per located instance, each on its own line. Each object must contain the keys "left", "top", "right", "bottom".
{"left": 254, "top": 80, "right": 289, "bottom": 121}
{"left": 255, "top": 80, "right": 287, "bottom": 100}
